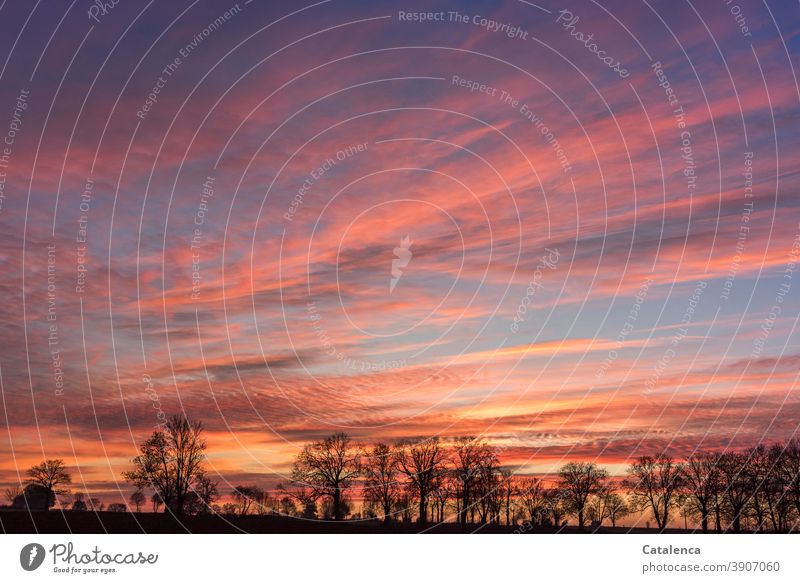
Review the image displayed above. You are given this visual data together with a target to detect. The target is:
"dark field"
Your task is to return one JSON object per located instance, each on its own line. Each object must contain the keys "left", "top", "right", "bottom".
{"left": 0, "top": 511, "right": 698, "bottom": 534}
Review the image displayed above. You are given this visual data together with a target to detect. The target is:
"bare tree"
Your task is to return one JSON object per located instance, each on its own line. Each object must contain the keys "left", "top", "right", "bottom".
{"left": 71, "top": 492, "right": 87, "bottom": 511}
{"left": 123, "top": 415, "right": 208, "bottom": 514}
{"left": 587, "top": 485, "right": 612, "bottom": 527}
{"left": 233, "top": 485, "right": 263, "bottom": 516}
{"left": 431, "top": 471, "right": 456, "bottom": 523}
{"left": 743, "top": 444, "right": 791, "bottom": 532}
{"left": 320, "top": 495, "right": 352, "bottom": 520}
{"left": 680, "top": 453, "right": 719, "bottom": 533}
{"left": 499, "top": 469, "right": 517, "bottom": 525}
{"left": 623, "top": 454, "right": 683, "bottom": 530}
{"left": 557, "top": 462, "right": 608, "bottom": 530}
{"left": 543, "top": 487, "right": 567, "bottom": 527}
{"left": 236, "top": 485, "right": 265, "bottom": 516}
{"left": 4, "top": 483, "right": 23, "bottom": 505}
{"left": 603, "top": 492, "right": 630, "bottom": 527}
{"left": 517, "top": 477, "right": 547, "bottom": 525}
{"left": 362, "top": 442, "right": 401, "bottom": 522}
{"left": 151, "top": 492, "right": 163, "bottom": 513}
{"left": 278, "top": 496, "right": 297, "bottom": 516}
{"left": 396, "top": 437, "right": 447, "bottom": 525}
{"left": 290, "top": 432, "right": 361, "bottom": 521}
{"left": 784, "top": 439, "right": 800, "bottom": 523}
{"left": 129, "top": 490, "right": 146, "bottom": 512}
{"left": 276, "top": 481, "right": 316, "bottom": 516}
{"left": 474, "top": 449, "right": 502, "bottom": 524}
{"left": 716, "top": 451, "right": 750, "bottom": 533}
{"left": 765, "top": 443, "right": 793, "bottom": 532}
{"left": 744, "top": 444, "right": 772, "bottom": 531}
{"left": 26, "top": 459, "right": 72, "bottom": 508}
{"left": 195, "top": 474, "right": 219, "bottom": 513}
{"left": 300, "top": 499, "right": 317, "bottom": 519}
{"left": 452, "top": 437, "right": 495, "bottom": 525}
{"left": 394, "top": 494, "right": 414, "bottom": 523}
{"left": 254, "top": 489, "right": 274, "bottom": 515}
{"left": 69, "top": 492, "right": 103, "bottom": 512}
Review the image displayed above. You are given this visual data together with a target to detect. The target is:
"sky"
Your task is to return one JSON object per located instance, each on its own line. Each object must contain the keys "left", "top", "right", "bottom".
{"left": 0, "top": 0, "right": 799, "bottom": 504}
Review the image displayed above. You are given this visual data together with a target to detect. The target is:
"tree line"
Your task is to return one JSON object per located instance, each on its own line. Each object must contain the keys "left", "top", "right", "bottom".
{"left": 274, "top": 433, "right": 800, "bottom": 532}
{"left": 6, "top": 415, "right": 800, "bottom": 533}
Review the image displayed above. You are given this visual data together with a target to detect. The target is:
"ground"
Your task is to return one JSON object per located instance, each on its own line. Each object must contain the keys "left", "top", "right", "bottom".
{"left": 0, "top": 511, "right": 700, "bottom": 534}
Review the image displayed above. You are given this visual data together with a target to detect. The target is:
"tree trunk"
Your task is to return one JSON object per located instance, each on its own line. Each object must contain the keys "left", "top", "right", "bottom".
{"left": 333, "top": 490, "right": 341, "bottom": 521}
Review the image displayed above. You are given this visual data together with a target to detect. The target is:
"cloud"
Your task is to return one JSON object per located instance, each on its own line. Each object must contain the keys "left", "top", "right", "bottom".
{"left": 1, "top": 0, "right": 799, "bottom": 493}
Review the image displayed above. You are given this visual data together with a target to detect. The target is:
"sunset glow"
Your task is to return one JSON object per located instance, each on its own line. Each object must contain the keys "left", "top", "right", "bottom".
{"left": 0, "top": 0, "right": 799, "bottom": 521}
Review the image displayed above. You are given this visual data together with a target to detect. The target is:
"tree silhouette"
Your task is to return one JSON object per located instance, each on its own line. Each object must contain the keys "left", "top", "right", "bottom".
{"left": 716, "top": 451, "right": 750, "bottom": 533}
{"left": 474, "top": 451, "right": 503, "bottom": 525}
{"left": 233, "top": 485, "right": 263, "bottom": 516}
{"left": 151, "top": 492, "right": 163, "bottom": 513}
{"left": 87, "top": 497, "right": 104, "bottom": 511}
{"left": 769, "top": 443, "right": 795, "bottom": 532}
{"left": 681, "top": 453, "right": 720, "bottom": 533}
{"left": 129, "top": 490, "right": 146, "bottom": 512}
{"left": 623, "top": 454, "right": 683, "bottom": 530}
{"left": 255, "top": 489, "right": 274, "bottom": 515}
{"left": 431, "top": 470, "right": 456, "bottom": 523}
{"left": 4, "top": 483, "right": 22, "bottom": 505}
{"left": 396, "top": 437, "right": 447, "bottom": 525}
{"left": 543, "top": 487, "right": 567, "bottom": 527}
{"left": 26, "top": 459, "right": 71, "bottom": 509}
{"left": 321, "top": 495, "right": 352, "bottom": 520}
{"left": 123, "top": 415, "right": 207, "bottom": 514}
{"left": 362, "top": 442, "right": 401, "bottom": 522}
{"left": 276, "top": 481, "right": 315, "bottom": 517}
{"left": 586, "top": 484, "right": 613, "bottom": 527}
{"left": 745, "top": 444, "right": 791, "bottom": 532}
{"left": 785, "top": 439, "right": 800, "bottom": 523}
{"left": 290, "top": 432, "right": 361, "bottom": 521}
{"left": 499, "top": 469, "right": 518, "bottom": 526}
{"left": 452, "top": 437, "right": 494, "bottom": 526}
{"left": 558, "top": 462, "right": 608, "bottom": 530}
{"left": 302, "top": 499, "right": 317, "bottom": 519}
{"left": 517, "top": 477, "right": 547, "bottom": 526}
{"left": 50, "top": 415, "right": 800, "bottom": 532}
{"left": 195, "top": 474, "right": 219, "bottom": 513}
{"left": 602, "top": 492, "right": 629, "bottom": 527}
{"left": 278, "top": 496, "right": 297, "bottom": 517}
{"left": 72, "top": 492, "right": 87, "bottom": 511}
